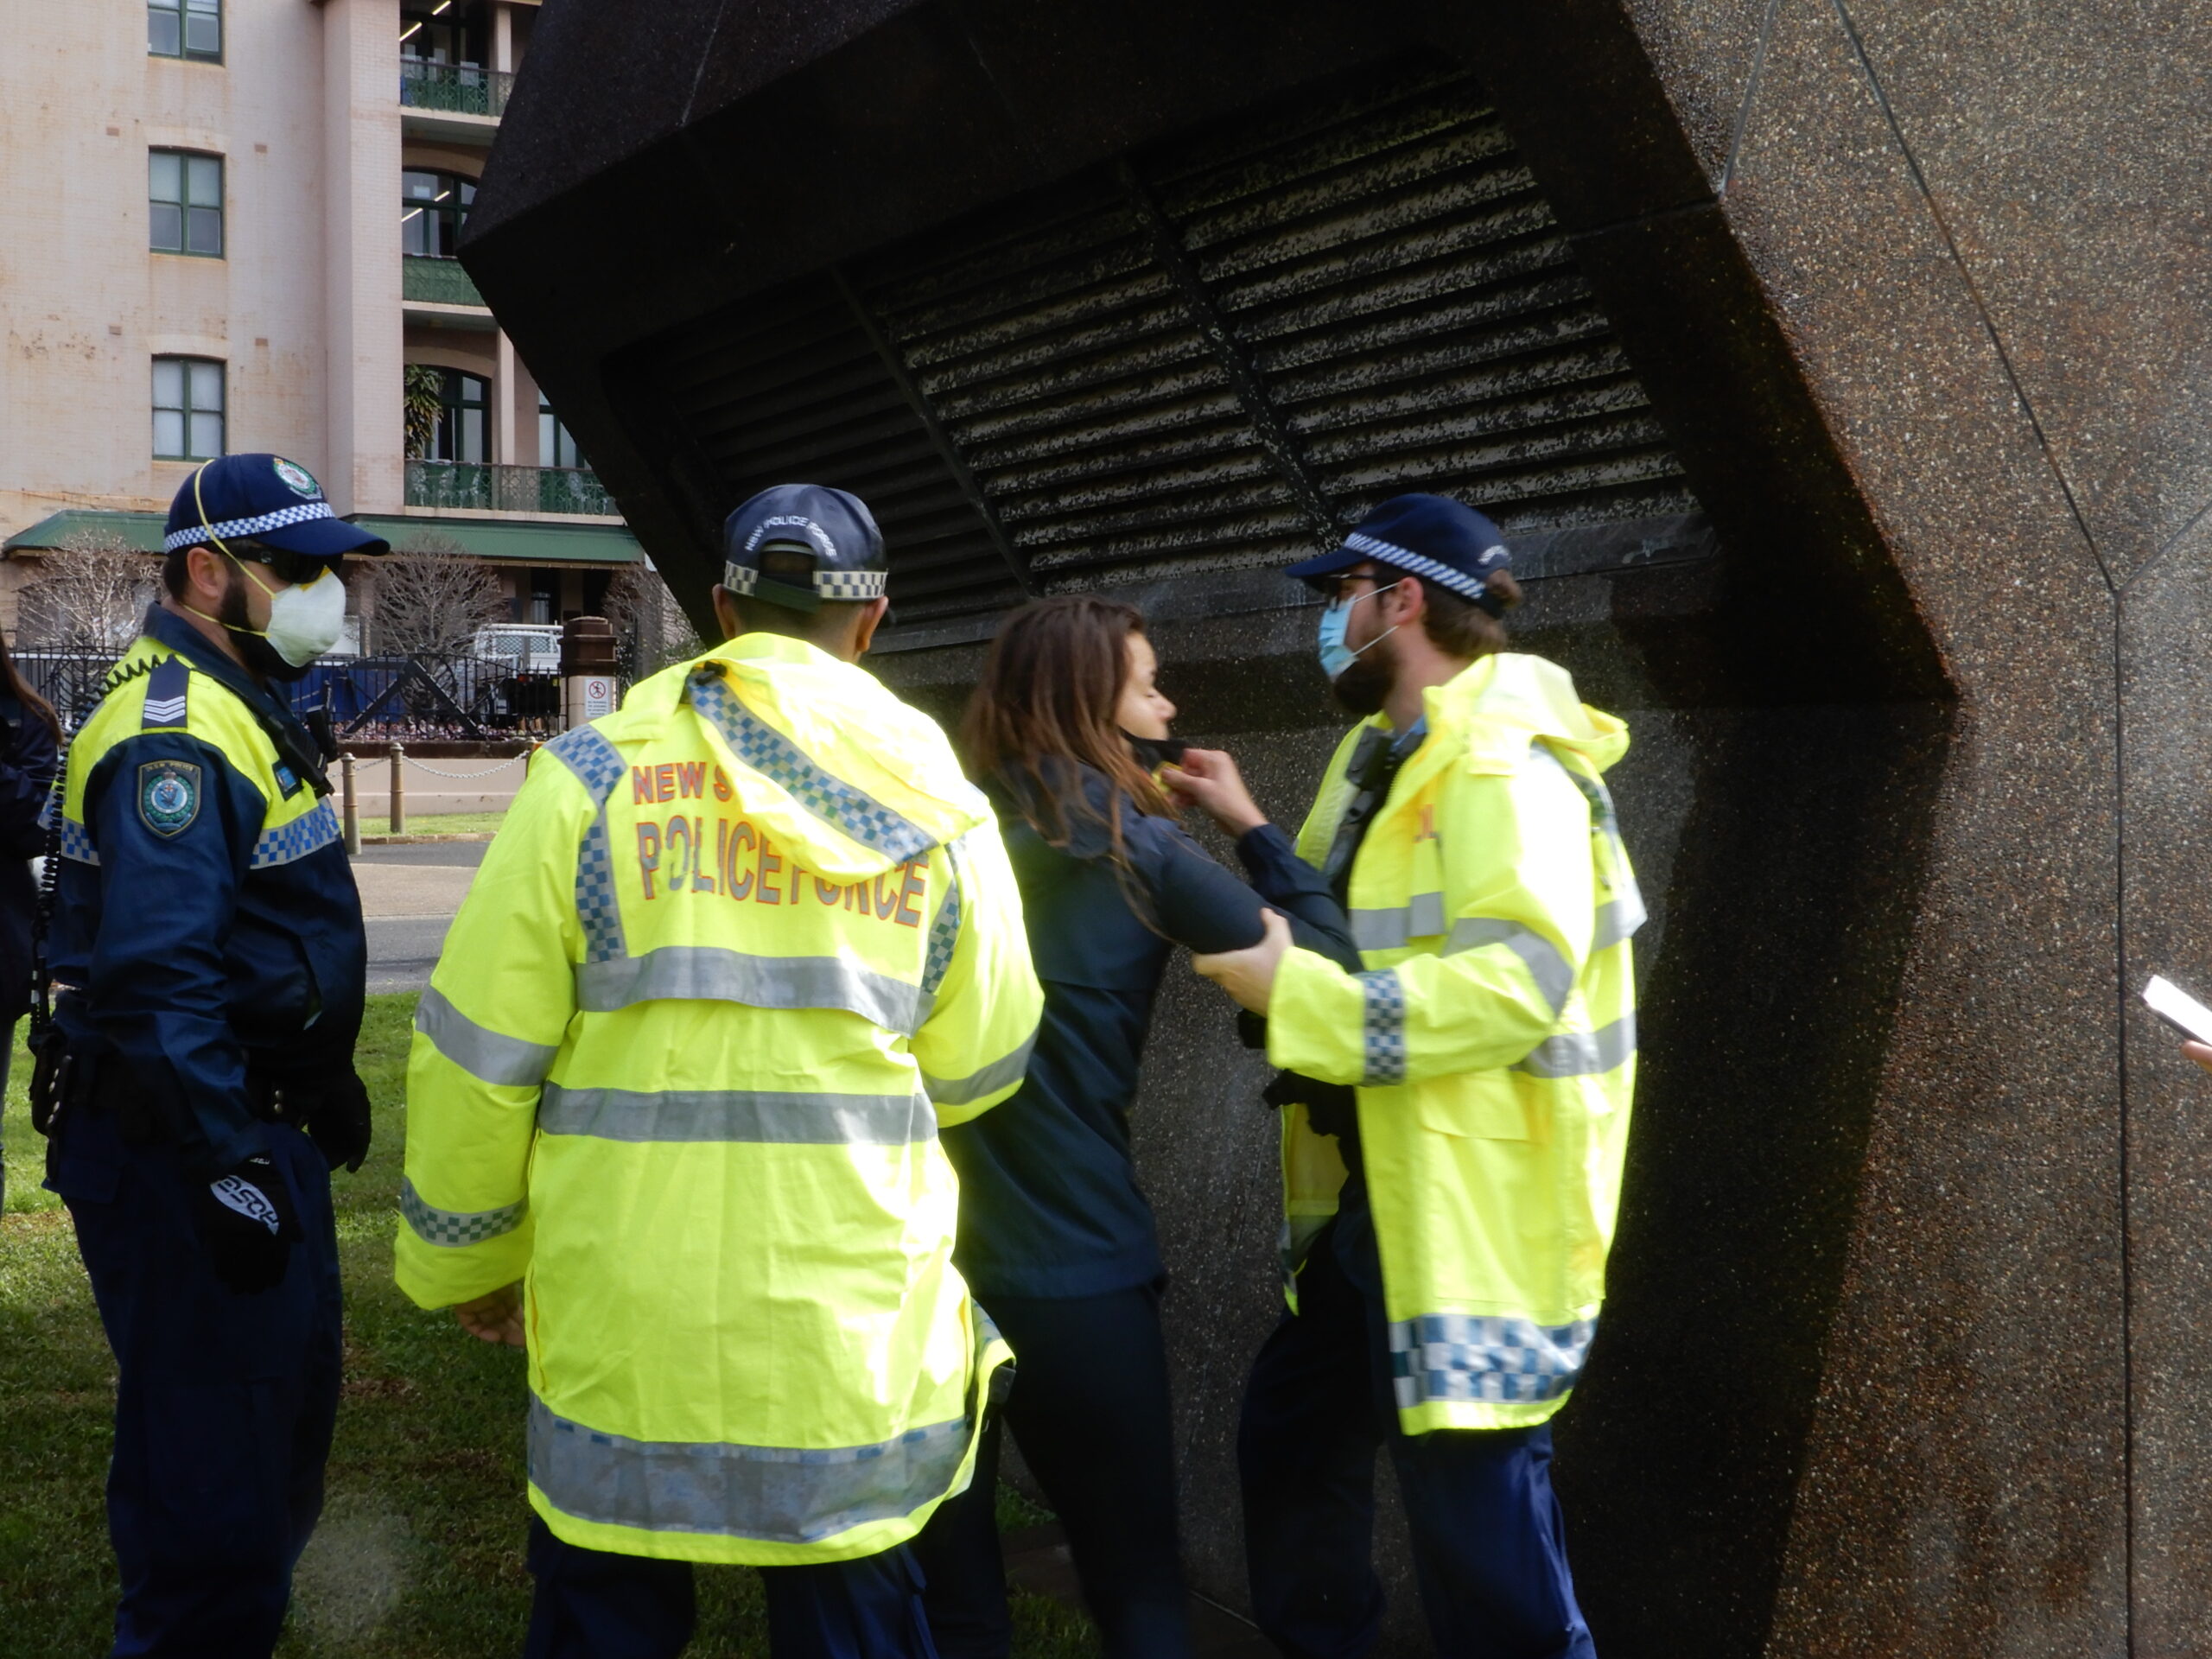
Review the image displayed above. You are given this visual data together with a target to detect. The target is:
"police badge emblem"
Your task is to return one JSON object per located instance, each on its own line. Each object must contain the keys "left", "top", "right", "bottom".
{"left": 273, "top": 458, "right": 321, "bottom": 499}
{"left": 138, "top": 760, "right": 201, "bottom": 836}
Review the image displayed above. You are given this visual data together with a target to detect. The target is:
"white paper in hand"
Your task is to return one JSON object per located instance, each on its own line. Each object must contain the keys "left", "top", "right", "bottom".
{"left": 2143, "top": 976, "right": 2212, "bottom": 1045}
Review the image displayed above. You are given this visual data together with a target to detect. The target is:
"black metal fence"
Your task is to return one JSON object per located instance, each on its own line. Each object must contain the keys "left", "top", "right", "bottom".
{"left": 18, "top": 652, "right": 570, "bottom": 741}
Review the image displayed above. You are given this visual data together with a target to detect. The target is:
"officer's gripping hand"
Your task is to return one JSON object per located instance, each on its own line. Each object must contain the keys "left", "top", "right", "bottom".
{"left": 192, "top": 1154, "right": 302, "bottom": 1294}
{"left": 300, "top": 1071, "right": 374, "bottom": 1173}
{"left": 1192, "top": 907, "right": 1294, "bottom": 1014}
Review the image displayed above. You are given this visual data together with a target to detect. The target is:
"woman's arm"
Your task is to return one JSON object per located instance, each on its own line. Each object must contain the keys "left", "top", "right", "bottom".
{"left": 0, "top": 712, "right": 60, "bottom": 860}
{"left": 1161, "top": 747, "right": 1359, "bottom": 971}
{"left": 1141, "top": 812, "right": 1356, "bottom": 968}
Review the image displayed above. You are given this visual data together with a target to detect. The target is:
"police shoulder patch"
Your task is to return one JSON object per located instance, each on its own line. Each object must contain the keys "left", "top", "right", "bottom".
{"left": 138, "top": 760, "right": 202, "bottom": 836}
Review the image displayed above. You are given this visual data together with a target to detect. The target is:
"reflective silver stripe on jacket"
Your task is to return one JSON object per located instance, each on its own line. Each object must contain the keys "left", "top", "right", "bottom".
{"left": 1389, "top": 1313, "right": 1596, "bottom": 1408}
{"left": 920, "top": 1027, "right": 1039, "bottom": 1107}
{"left": 1349, "top": 892, "right": 1447, "bottom": 950}
{"left": 1593, "top": 897, "right": 1643, "bottom": 950}
{"left": 686, "top": 670, "right": 938, "bottom": 865}
{"left": 1442, "top": 918, "right": 1573, "bottom": 1016}
{"left": 416, "top": 986, "right": 561, "bottom": 1087}
{"left": 1358, "top": 968, "right": 1408, "bottom": 1086}
{"left": 527, "top": 1392, "right": 974, "bottom": 1547}
{"left": 399, "top": 1176, "right": 526, "bottom": 1248}
{"left": 574, "top": 945, "right": 927, "bottom": 1034}
{"left": 1510, "top": 1014, "right": 1637, "bottom": 1079}
{"left": 538, "top": 1083, "right": 937, "bottom": 1145}
{"left": 548, "top": 725, "right": 630, "bottom": 965}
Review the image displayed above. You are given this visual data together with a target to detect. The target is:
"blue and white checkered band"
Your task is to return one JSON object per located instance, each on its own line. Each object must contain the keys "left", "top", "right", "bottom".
{"left": 164, "top": 500, "right": 338, "bottom": 552}
{"left": 722, "top": 561, "right": 887, "bottom": 601}
{"left": 1342, "top": 532, "right": 1506, "bottom": 601}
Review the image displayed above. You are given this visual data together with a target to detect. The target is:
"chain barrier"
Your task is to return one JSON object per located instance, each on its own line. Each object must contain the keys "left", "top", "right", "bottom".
{"left": 370, "top": 753, "right": 532, "bottom": 780}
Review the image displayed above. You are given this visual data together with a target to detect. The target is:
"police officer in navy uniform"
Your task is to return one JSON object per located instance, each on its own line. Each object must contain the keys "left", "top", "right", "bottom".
{"left": 39, "top": 453, "right": 388, "bottom": 1657}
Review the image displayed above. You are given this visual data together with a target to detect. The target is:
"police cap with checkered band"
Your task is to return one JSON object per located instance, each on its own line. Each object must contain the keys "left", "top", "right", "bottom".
{"left": 1286, "top": 493, "right": 1513, "bottom": 616}
{"left": 721, "top": 484, "right": 887, "bottom": 614}
{"left": 162, "top": 453, "right": 390, "bottom": 563}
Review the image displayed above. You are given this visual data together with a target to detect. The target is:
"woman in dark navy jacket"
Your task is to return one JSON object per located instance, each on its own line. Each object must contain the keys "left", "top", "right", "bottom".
{"left": 915, "top": 596, "right": 1357, "bottom": 1659}
{"left": 0, "top": 633, "right": 60, "bottom": 1208}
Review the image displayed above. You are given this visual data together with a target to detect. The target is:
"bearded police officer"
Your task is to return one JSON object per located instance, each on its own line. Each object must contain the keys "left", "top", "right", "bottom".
{"left": 397, "top": 483, "right": 1042, "bottom": 1659}
{"left": 1184, "top": 495, "right": 1641, "bottom": 1659}
{"left": 39, "top": 453, "right": 387, "bottom": 1657}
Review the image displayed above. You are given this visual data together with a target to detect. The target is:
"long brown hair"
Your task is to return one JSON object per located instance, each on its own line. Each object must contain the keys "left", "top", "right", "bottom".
{"left": 963, "top": 595, "right": 1170, "bottom": 872}
{"left": 0, "top": 627, "right": 60, "bottom": 743}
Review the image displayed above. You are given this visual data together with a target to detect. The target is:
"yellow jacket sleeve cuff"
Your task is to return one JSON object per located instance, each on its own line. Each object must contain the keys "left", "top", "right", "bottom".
{"left": 1266, "top": 945, "right": 1370, "bottom": 1086}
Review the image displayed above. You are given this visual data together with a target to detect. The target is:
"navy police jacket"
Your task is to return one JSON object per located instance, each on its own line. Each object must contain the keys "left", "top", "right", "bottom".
{"left": 941, "top": 762, "right": 1357, "bottom": 1300}
{"left": 50, "top": 606, "right": 366, "bottom": 1173}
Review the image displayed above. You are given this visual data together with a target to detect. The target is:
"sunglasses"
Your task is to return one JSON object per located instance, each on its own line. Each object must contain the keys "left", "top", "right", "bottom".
{"left": 226, "top": 542, "right": 334, "bottom": 586}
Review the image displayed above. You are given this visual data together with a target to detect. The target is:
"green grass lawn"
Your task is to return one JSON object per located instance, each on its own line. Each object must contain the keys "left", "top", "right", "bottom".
{"left": 351, "top": 810, "right": 510, "bottom": 838}
{"left": 0, "top": 995, "right": 1097, "bottom": 1656}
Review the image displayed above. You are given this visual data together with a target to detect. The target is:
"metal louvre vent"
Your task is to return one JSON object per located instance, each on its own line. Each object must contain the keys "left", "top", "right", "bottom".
{"left": 629, "top": 55, "right": 1706, "bottom": 626}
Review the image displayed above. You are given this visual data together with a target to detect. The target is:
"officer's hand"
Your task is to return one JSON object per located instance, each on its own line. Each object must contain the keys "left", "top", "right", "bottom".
{"left": 1193, "top": 907, "right": 1293, "bottom": 1014}
{"left": 2186, "top": 1041, "right": 2212, "bottom": 1076}
{"left": 302, "top": 1071, "right": 373, "bottom": 1173}
{"left": 454, "top": 1281, "right": 526, "bottom": 1347}
{"left": 191, "top": 1154, "right": 302, "bottom": 1294}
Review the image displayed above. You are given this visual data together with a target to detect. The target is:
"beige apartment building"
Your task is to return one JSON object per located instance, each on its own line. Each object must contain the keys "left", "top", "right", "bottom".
{"left": 0, "top": 0, "right": 640, "bottom": 641}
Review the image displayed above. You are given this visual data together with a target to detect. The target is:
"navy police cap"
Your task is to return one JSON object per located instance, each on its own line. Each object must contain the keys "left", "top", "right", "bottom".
{"left": 1287, "top": 493, "right": 1511, "bottom": 612}
{"left": 722, "top": 483, "right": 887, "bottom": 613}
{"left": 163, "top": 454, "right": 390, "bottom": 561}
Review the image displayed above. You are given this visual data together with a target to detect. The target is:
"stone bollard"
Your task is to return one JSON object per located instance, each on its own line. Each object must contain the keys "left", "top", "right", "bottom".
{"left": 340, "top": 753, "right": 360, "bottom": 855}
{"left": 389, "top": 741, "right": 406, "bottom": 836}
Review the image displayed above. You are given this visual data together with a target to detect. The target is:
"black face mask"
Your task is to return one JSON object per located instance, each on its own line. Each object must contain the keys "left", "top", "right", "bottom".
{"left": 218, "top": 568, "right": 314, "bottom": 684}
{"left": 1123, "top": 731, "right": 1187, "bottom": 772}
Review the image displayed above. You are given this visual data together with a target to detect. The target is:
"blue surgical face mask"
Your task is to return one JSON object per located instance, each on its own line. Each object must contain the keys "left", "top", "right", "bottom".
{"left": 1317, "top": 581, "right": 1402, "bottom": 681}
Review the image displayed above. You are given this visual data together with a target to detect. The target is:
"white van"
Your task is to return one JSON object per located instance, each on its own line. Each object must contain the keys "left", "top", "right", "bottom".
{"left": 471, "top": 624, "right": 563, "bottom": 675}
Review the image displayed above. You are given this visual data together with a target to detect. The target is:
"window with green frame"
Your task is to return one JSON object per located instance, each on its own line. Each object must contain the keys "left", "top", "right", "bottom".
{"left": 150, "top": 151, "right": 223, "bottom": 257}
{"left": 153, "top": 358, "right": 225, "bottom": 461}
{"left": 149, "top": 0, "right": 221, "bottom": 61}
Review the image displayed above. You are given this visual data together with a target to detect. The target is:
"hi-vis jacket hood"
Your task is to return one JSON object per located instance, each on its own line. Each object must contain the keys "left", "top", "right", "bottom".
{"left": 1272, "top": 651, "right": 1641, "bottom": 1435}
{"left": 396, "top": 631, "right": 1042, "bottom": 1567}
{"left": 613, "top": 633, "right": 993, "bottom": 883}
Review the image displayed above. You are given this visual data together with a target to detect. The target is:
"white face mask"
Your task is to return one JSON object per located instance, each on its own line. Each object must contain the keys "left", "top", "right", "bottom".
{"left": 254, "top": 563, "right": 347, "bottom": 666}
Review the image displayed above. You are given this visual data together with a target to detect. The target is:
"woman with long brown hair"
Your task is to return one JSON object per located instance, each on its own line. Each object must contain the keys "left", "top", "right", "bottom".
{"left": 0, "top": 627, "right": 60, "bottom": 1206}
{"left": 913, "top": 596, "right": 1357, "bottom": 1659}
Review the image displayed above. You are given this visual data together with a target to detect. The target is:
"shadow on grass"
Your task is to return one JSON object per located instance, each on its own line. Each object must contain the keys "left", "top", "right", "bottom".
{"left": 0, "top": 995, "right": 1100, "bottom": 1657}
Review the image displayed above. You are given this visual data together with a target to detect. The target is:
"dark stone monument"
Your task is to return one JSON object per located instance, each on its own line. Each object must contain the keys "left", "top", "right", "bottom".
{"left": 462, "top": 3, "right": 2212, "bottom": 1649}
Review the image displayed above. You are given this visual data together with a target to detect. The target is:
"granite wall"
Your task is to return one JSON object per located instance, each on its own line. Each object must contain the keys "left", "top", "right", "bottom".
{"left": 463, "top": 1, "right": 2212, "bottom": 1651}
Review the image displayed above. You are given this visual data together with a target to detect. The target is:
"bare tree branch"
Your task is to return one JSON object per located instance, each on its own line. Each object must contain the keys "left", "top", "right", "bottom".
{"left": 605, "top": 563, "right": 702, "bottom": 680}
{"left": 18, "top": 532, "right": 161, "bottom": 654}
{"left": 365, "top": 537, "right": 509, "bottom": 656}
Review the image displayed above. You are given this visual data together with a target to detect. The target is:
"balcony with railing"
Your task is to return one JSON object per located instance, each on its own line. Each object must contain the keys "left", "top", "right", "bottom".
{"left": 406, "top": 460, "right": 619, "bottom": 517}
{"left": 400, "top": 60, "right": 513, "bottom": 118}
{"left": 403, "top": 255, "right": 486, "bottom": 308}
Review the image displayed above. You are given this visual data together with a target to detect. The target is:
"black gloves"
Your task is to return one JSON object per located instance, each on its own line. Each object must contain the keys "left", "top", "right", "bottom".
{"left": 192, "top": 1154, "right": 301, "bottom": 1294}
{"left": 295, "top": 1071, "right": 373, "bottom": 1173}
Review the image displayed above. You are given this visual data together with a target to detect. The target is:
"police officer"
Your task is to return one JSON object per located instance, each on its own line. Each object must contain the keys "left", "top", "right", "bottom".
{"left": 37, "top": 453, "right": 387, "bottom": 1656}
{"left": 1184, "top": 495, "right": 1642, "bottom": 1658}
{"left": 397, "top": 483, "right": 1042, "bottom": 1659}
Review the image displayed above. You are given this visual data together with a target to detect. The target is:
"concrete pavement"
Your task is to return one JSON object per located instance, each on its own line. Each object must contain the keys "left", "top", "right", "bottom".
{"left": 352, "top": 841, "right": 486, "bottom": 994}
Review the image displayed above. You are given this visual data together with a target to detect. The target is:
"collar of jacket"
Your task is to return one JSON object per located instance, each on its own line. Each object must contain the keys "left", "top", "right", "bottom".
{"left": 1362, "top": 652, "right": 1630, "bottom": 836}
{"left": 140, "top": 602, "right": 313, "bottom": 745}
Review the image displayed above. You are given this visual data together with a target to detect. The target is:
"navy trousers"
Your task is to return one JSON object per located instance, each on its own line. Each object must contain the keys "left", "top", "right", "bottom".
{"left": 1238, "top": 1223, "right": 1597, "bottom": 1659}
{"left": 524, "top": 1517, "right": 942, "bottom": 1659}
{"left": 49, "top": 1108, "right": 342, "bottom": 1659}
{"left": 912, "top": 1283, "right": 1192, "bottom": 1659}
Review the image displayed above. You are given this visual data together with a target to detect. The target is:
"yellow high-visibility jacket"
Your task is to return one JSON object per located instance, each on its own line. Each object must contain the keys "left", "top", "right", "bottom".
{"left": 395, "top": 632, "right": 1042, "bottom": 1565}
{"left": 1268, "top": 652, "right": 1641, "bottom": 1435}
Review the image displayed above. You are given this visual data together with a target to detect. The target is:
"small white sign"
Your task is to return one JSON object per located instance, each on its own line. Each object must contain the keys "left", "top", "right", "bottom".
{"left": 582, "top": 676, "right": 615, "bottom": 718}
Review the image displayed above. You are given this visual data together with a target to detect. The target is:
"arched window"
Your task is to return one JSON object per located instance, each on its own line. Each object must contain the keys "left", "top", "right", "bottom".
{"left": 402, "top": 169, "right": 475, "bottom": 259}
{"left": 539, "top": 391, "right": 584, "bottom": 469}
{"left": 414, "top": 367, "right": 488, "bottom": 464}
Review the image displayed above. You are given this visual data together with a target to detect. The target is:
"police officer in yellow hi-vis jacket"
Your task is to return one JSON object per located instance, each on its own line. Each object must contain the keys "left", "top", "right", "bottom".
{"left": 397, "top": 483, "right": 1042, "bottom": 1659}
{"left": 1185, "top": 495, "right": 1638, "bottom": 1659}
